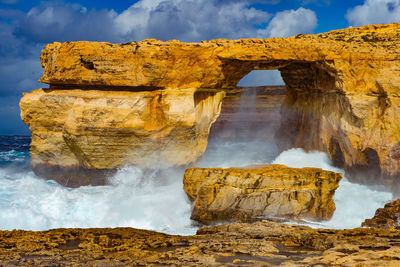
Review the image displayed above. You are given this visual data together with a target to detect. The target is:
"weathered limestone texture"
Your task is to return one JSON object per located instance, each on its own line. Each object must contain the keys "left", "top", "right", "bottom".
{"left": 2, "top": 221, "right": 400, "bottom": 266}
{"left": 20, "top": 23, "right": 400, "bottom": 184}
{"left": 38, "top": 24, "right": 400, "bottom": 94}
{"left": 20, "top": 88, "right": 224, "bottom": 186}
{"left": 362, "top": 198, "right": 400, "bottom": 230}
{"left": 183, "top": 165, "right": 342, "bottom": 224}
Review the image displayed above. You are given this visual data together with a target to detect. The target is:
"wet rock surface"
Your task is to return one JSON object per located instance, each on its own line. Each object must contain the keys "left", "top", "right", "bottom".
{"left": 1, "top": 221, "right": 400, "bottom": 266}
{"left": 362, "top": 198, "right": 400, "bottom": 230}
{"left": 183, "top": 165, "right": 341, "bottom": 224}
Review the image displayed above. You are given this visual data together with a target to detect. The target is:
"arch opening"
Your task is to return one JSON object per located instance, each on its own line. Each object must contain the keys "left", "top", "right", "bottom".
{"left": 199, "top": 69, "right": 287, "bottom": 167}
{"left": 343, "top": 147, "right": 388, "bottom": 191}
{"left": 237, "top": 70, "right": 284, "bottom": 87}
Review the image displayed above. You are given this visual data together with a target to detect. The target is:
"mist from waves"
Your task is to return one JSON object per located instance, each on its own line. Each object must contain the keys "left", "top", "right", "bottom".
{"left": 0, "top": 158, "right": 194, "bottom": 235}
{"left": 0, "top": 135, "right": 394, "bottom": 235}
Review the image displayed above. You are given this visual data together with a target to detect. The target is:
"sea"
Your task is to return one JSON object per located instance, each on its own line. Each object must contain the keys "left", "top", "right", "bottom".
{"left": 0, "top": 135, "right": 394, "bottom": 235}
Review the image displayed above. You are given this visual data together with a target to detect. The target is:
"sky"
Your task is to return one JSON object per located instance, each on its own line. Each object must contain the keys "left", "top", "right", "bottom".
{"left": 0, "top": 0, "right": 399, "bottom": 135}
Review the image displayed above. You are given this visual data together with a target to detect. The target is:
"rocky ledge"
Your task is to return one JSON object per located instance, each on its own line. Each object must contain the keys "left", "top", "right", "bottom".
{"left": 1, "top": 221, "right": 400, "bottom": 266}
{"left": 362, "top": 198, "right": 400, "bottom": 230}
{"left": 183, "top": 165, "right": 342, "bottom": 224}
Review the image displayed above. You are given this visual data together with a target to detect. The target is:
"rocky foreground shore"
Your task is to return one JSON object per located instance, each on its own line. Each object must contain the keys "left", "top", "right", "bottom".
{"left": 1, "top": 220, "right": 400, "bottom": 266}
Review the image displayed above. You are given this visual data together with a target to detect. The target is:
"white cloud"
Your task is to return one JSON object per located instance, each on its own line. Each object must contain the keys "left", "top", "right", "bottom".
{"left": 265, "top": 7, "right": 317, "bottom": 37}
{"left": 115, "top": 0, "right": 271, "bottom": 42}
{"left": 13, "top": 0, "right": 273, "bottom": 43}
{"left": 346, "top": 0, "right": 400, "bottom": 26}
{"left": 13, "top": 1, "right": 319, "bottom": 43}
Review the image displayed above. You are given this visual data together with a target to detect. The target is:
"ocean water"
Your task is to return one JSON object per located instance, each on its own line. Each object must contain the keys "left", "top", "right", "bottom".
{"left": 0, "top": 136, "right": 393, "bottom": 235}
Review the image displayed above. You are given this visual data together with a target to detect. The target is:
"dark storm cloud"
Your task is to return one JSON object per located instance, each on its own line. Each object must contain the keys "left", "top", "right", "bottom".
{"left": 13, "top": 2, "right": 122, "bottom": 43}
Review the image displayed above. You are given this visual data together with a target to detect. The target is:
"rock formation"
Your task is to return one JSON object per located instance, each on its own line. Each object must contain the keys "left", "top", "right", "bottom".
{"left": 20, "top": 23, "right": 400, "bottom": 185}
{"left": 2, "top": 220, "right": 400, "bottom": 266}
{"left": 20, "top": 88, "right": 224, "bottom": 186}
{"left": 183, "top": 165, "right": 342, "bottom": 224}
{"left": 362, "top": 198, "right": 400, "bottom": 230}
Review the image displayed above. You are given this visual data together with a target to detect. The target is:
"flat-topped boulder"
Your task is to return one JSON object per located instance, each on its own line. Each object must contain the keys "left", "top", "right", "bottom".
{"left": 183, "top": 164, "right": 342, "bottom": 224}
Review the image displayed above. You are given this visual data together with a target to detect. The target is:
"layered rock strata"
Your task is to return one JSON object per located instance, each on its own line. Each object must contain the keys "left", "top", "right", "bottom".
{"left": 20, "top": 23, "right": 400, "bottom": 184}
{"left": 362, "top": 198, "right": 400, "bottom": 230}
{"left": 20, "top": 88, "right": 224, "bottom": 186}
{"left": 183, "top": 165, "right": 342, "bottom": 224}
{"left": 1, "top": 221, "right": 400, "bottom": 266}
{"left": 276, "top": 82, "right": 400, "bottom": 192}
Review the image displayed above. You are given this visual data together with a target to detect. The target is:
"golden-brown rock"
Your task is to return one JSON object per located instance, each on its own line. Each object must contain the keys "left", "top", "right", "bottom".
{"left": 362, "top": 198, "right": 400, "bottom": 230}
{"left": 20, "top": 88, "right": 224, "bottom": 186}
{"left": 183, "top": 165, "right": 342, "bottom": 224}
{"left": 20, "top": 23, "right": 400, "bottom": 184}
{"left": 39, "top": 24, "right": 400, "bottom": 95}
{"left": 276, "top": 89, "right": 400, "bottom": 192}
{"left": 1, "top": 221, "right": 400, "bottom": 266}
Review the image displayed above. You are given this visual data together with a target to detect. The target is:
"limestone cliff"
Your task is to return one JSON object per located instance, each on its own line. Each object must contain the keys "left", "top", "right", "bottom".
{"left": 276, "top": 85, "right": 400, "bottom": 191}
{"left": 20, "top": 23, "right": 400, "bottom": 184}
{"left": 38, "top": 24, "right": 400, "bottom": 95}
{"left": 183, "top": 165, "right": 342, "bottom": 224}
{"left": 20, "top": 88, "right": 224, "bottom": 186}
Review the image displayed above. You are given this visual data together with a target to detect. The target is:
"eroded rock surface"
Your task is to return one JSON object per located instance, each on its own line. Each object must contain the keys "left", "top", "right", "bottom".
{"left": 362, "top": 198, "right": 400, "bottom": 230}
{"left": 39, "top": 24, "right": 400, "bottom": 94}
{"left": 1, "top": 221, "right": 400, "bottom": 266}
{"left": 20, "top": 88, "right": 224, "bottom": 186}
{"left": 276, "top": 84, "right": 400, "bottom": 192}
{"left": 183, "top": 165, "right": 341, "bottom": 224}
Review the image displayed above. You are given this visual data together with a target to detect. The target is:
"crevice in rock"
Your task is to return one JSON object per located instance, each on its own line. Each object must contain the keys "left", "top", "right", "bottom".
{"left": 80, "top": 57, "right": 96, "bottom": 70}
{"left": 48, "top": 84, "right": 164, "bottom": 92}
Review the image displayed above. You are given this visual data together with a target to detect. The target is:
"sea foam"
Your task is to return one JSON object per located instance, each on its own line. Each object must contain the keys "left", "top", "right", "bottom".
{"left": 0, "top": 146, "right": 393, "bottom": 234}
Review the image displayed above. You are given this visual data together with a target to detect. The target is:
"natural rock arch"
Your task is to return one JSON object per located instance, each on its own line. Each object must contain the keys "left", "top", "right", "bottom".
{"left": 20, "top": 23, "right": 400, "bottom": 187}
